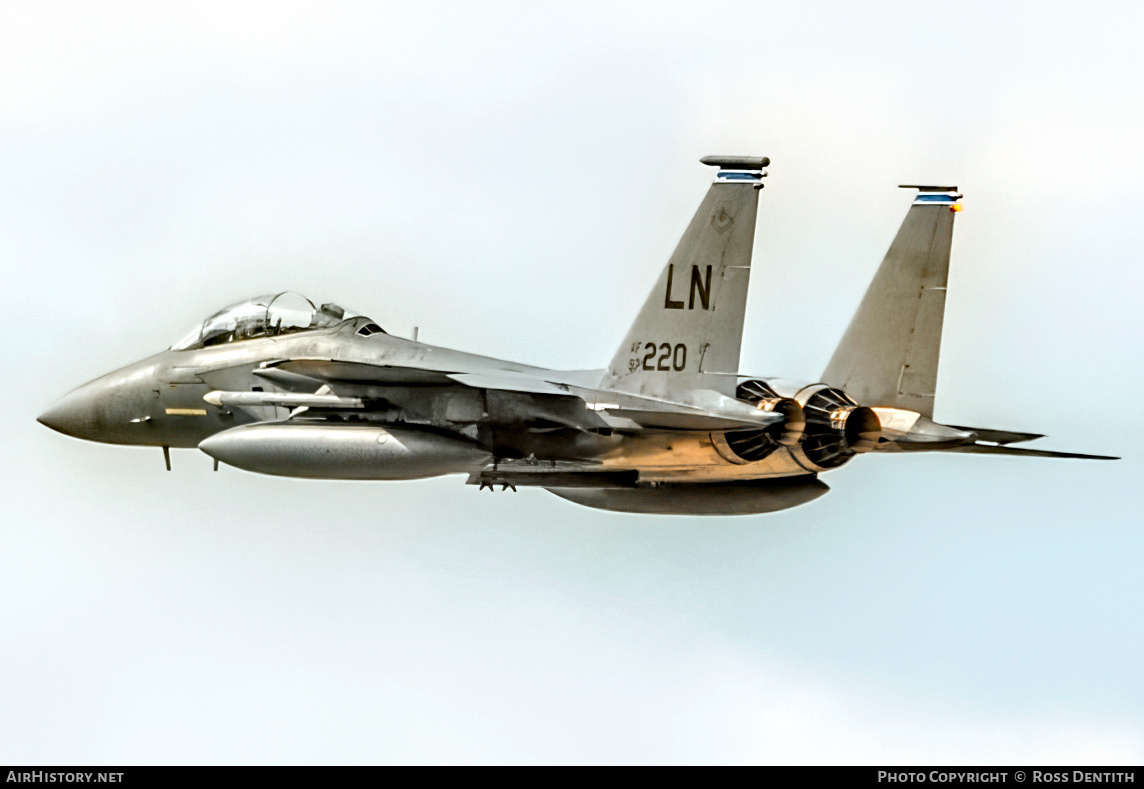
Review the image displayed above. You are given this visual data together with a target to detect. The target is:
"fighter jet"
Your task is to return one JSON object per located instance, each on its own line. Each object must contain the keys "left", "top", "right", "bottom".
{"left": 38, "top": 156, "right": 1117, "bottom": 515}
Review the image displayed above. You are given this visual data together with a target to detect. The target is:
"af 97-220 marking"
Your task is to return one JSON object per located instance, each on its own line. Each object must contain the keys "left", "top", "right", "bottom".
{"left": 640, "top": 342, "right": 687, "bottom": 371}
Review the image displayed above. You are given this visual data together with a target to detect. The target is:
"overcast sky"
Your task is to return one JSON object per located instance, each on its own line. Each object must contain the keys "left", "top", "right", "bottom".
{"left": 2, "top": 0, "right": 1141, "bottom": 765}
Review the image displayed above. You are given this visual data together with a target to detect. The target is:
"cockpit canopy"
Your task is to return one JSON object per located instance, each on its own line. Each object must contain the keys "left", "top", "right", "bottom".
{"left": 170, "top": 292, "right": 374, "bottom": 350}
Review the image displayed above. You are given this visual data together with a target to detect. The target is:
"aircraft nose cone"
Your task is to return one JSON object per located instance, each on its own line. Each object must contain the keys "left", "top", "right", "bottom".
{"left": 38, "top": 385, "right": 101, "bottom": 439}
{"left": 38, "top": 361, "right": 157, "bottom": 445}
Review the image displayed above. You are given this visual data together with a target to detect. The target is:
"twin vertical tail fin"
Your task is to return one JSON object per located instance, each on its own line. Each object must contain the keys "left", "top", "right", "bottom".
{"left": 821, "top": 186, "right": 962, "bottom": 418}
{"left": 600, "top": 172, "right": 956, "bottom": 412}
{"left": 600, "top": 156, "right": 767, "bottom": 400}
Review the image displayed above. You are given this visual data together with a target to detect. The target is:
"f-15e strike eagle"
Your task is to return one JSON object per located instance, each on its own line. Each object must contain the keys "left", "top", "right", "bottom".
{"left": 39, "top": 156, "right": 1116, "bottom": 514}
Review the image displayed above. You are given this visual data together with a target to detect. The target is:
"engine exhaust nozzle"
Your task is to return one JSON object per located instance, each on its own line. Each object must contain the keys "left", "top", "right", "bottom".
{"left": 759, "top": 397, "right": 806, "bottom": 447}
{"left": 832, "top": 405, "right": 882, "bottom": 452}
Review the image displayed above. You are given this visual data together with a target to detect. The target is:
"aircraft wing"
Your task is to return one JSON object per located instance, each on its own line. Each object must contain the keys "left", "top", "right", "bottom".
{"left": 446, "top": 372, "right": 579, "bottom": 397}
{"left": 221, "top": 358, "right": 785, "bottom": 433}
{"left": 448, "top": 373, "right": 784, "bottom": 430}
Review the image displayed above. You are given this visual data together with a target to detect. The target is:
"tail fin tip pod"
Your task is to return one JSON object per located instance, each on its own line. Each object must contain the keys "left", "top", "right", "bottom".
{"left": 700, "top": 155, "right": 771, "bottom": 170}
{"left": 601, "top": 155, "right": 768, "bottom": 399}
{"left": 821, "top": 184, "right": 963, "bottom": 418}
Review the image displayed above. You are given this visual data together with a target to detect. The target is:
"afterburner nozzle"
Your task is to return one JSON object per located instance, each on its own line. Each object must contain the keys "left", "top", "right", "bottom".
{"left": 825, "top": 405, "right": 882, "bottom": 452}
{"left": 757, "top": 397, "right": 806, "bottom": 447}
{"left": 843, "top": 406, "right": 882, "bottom": 452}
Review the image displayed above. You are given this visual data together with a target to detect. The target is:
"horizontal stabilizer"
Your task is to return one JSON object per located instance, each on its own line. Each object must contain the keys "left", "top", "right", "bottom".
{"left": 947, "top": 426, "right": 1045, "bottom": 445}
{"left": 943, "top": 443, "right": 1119, "bottom": 460}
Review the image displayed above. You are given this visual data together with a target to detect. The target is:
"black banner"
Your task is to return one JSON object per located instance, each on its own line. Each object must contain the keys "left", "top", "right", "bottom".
{"left": 0, "top": 767, "right": 1141, "bottom": 779}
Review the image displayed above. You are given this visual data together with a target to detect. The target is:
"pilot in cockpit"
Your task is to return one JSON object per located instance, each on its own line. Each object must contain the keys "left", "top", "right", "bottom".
{"left": 169, "top": 292, "right": 372, "bottom": 351}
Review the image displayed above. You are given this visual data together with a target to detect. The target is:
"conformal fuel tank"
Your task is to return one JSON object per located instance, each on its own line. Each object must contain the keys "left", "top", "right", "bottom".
{"left": 199, "top": 423, "right": 492, "bottom": 480}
